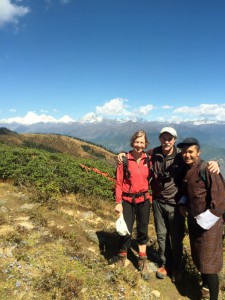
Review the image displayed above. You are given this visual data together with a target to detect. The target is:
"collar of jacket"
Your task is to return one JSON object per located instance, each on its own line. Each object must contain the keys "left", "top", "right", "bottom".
{"left": 156, "top": 146, "right": 179, "bottom": 160}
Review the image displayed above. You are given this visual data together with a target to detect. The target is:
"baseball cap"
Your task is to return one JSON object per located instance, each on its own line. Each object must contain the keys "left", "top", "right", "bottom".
{"left": 177, "top": 137, "right": 200, "bottom": 148}
{"left": 159, "top": 127, "right": 177, "bottom": 138}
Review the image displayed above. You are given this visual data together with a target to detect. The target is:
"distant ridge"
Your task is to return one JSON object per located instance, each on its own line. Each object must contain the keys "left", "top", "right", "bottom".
{"left": 0, "top": 127, "right": 17, "bottom": 135}
{"left": 1, "top": 119, "right": 225, "bottom": 151}
{"left": 0, "top": 130, "right": 117, "bottom": 166}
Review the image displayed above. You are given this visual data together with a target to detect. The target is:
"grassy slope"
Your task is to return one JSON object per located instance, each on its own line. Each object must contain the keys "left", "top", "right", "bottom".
{"left": 0, "top": 131, "right": 225, "bottom": 299}
{"left": 0, "top": 131, "right": 117, "bottom": 166}
{"left": 0, "top": 181, "right": 206, "bottom": 300}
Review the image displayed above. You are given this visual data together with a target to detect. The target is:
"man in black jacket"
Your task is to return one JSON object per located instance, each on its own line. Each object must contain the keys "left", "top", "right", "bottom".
{"left": 149, "top": 127, "right": 185, "bottom": 282}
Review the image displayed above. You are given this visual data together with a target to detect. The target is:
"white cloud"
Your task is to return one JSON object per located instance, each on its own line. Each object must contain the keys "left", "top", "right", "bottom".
{"left": 161, "top": 105, "right": 173, "bottom": 110}
{"left": 135, "top": 104, "right": 154, "bottom": 116}
{"left": 9, "top": 108, "right": 16, "bottom": 112}
{"left": 44, "top": 0, "right": 52, "bottom": 11}
{"left": 60, "top": 0, "right": 71, "bottom": 4}
{"left": 95, "top": 98, "right": 155, "bottom": 118}
{"left": 44, "top": 0, "right": 71, "bottom": 11}
{"left": 96, "top": 98, "right": 131, "bottom": 116}
{"left": 174, "top": 104, "right": 225, "bottom": 121}
{"left": 0, "top": 0, "right": 30, "bottom": 27}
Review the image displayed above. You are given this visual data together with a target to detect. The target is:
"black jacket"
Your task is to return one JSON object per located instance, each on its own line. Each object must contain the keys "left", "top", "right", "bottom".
{"left": 150, "top": 146, "right": 186, "bottom": 204}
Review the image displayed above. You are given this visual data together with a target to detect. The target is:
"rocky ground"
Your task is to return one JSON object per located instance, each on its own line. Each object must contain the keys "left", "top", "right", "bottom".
{"left": 0, "top": 181, "right": 225, "bottom": 300}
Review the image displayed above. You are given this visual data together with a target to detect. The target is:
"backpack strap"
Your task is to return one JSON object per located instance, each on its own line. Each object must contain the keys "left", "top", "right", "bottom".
{"left": 122, "top": 152, "right": 151, "bottom": 180}
{"left": 122, "top": 153, "right": 130, "bottom": 180}
{"left": 150, "top": 147, "right": 158, "bottom": 165}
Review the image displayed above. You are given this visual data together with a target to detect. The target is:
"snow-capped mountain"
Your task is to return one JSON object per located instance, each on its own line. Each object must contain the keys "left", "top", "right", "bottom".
{"left": 0, "top": 112, "right": 149, "bottom": 125}
{"left": 1, "top": 112, "right": 225, "bottom": 152}
{"left": 0, "top": 112, "right": 75, "bottom": 125}
{"left": 58, "top": 115, "right": 75, "bottom": 123}
{"left": 79, "top": 113, "right": 104, "bottom": 123}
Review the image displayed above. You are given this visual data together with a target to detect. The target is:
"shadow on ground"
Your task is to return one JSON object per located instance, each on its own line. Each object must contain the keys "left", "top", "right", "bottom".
{"left": 96, "top": 230, "right": 205, "bottom": 300}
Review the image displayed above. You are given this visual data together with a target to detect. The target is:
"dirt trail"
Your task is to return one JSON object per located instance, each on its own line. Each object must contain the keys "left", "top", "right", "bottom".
{"left": 0, "top": 183, "right": 36, "bottom": 234}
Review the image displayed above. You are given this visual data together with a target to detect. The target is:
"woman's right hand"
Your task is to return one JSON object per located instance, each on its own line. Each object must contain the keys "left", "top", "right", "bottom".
{"left": 115, "top": 203, "right": 123, "bottom": 215}
{"left": 117, "top": 153, "right": 126, "bottom": 164}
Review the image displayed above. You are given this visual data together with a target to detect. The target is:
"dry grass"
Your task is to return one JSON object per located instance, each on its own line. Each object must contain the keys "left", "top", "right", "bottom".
{"left": 0, "top": 181, "right": 225, "bottom": 300}
{"left": 0, "top": 132, "right": 117, "bottom": 165}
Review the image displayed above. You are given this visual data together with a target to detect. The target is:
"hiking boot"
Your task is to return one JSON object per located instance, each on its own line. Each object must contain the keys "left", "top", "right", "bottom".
{"left": 156, "top": 266, "right": 167, "bottom": 279}
{"left": 138, "top": 256, "right": 150, "bottom": 280}
{"left": 109, "top": 254, "right": 127, "bottom": 267}
{"left": 201, "top": 287, "right": 210, "bottom": 299}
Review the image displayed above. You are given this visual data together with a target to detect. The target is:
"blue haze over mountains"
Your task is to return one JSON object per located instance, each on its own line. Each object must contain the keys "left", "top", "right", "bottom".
{"left": 1, "top": 119, "right": 225, "bottom": 175}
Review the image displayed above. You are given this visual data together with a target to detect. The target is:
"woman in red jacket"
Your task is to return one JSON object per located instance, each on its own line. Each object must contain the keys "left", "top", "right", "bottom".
{"left": 113, "top": 130, "right": 151, "bottom": 280}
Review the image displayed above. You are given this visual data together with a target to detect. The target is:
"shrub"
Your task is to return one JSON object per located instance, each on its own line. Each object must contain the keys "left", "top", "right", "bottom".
{"left": 0, "top": 144, "right": 115, "bottom": 202}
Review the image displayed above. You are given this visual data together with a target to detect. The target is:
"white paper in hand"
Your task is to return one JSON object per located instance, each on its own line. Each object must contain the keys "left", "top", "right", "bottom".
{"left": 116, "top": 214, "right": 130, "bottom": 236}
{"left": 195, "top": 209, "right": 220, "bottom": 230}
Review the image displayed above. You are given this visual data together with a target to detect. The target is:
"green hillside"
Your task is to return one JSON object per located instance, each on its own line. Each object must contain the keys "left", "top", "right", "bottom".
{"left": 0, "top": 143, "right": 116, "bottom": 203}
{"left": 0, "top": 129, "right": 119, "bottom": 201}
{"left": 0, "top": 129, "right": 116, "bottom": 164}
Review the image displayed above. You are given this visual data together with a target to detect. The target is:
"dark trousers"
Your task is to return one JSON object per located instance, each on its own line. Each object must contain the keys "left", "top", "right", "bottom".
{"left": 152, "top": 200, "right": 185, "bottom": 271}
{"left": 201, "top": 273, "right": 219, "bottom": 300}
{"left": 119, "top": 199, "right": 150, "bottom": 252}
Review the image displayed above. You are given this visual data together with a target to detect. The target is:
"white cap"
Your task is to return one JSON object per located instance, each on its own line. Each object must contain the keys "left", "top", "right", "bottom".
{"left": 159, "top": 127, "right": 177, "bottom": 138}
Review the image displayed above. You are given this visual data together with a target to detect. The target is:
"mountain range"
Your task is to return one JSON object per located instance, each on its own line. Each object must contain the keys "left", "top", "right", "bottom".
{"left": 1, "top": 116, "right": 225, "bottom": 175}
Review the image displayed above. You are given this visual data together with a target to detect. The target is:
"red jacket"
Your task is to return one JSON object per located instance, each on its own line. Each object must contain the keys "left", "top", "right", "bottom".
{"left": 115, "top": 152, "right": 151, "bottom": 204}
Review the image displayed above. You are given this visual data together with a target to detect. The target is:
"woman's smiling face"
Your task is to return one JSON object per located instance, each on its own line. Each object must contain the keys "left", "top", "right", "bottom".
{"left": 133, "top": 135, "right": 146, "bottom": 153}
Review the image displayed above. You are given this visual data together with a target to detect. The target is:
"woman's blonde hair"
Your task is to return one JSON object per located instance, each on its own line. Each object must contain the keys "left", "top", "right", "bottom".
{"left": 130, "top": 130, "right": 150, "bottom": 148}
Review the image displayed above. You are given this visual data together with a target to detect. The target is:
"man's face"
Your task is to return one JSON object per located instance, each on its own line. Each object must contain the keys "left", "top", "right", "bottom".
{"left": 159, "top": 132, "right": 175, "bottom": 154}
{"left": 181, "top": 145, "right": 200, "bottom": 165}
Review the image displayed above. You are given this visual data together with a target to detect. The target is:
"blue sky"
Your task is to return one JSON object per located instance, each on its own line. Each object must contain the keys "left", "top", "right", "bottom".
{"left": 0, "top": 0, "right": 225, "bottom": 123}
